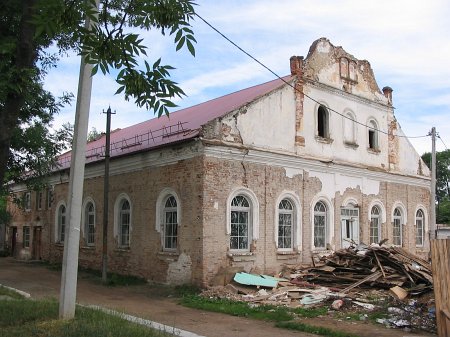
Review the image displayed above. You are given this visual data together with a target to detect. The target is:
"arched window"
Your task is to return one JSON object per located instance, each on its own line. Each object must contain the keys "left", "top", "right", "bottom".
{"left": 163, "top": 195, "right": 178, "bottom": 250}
{"left": 84, "top": 201, "right": 95, "bottom": 246}
{"left": 230, "top": 195, "right": 251, "bottom": 251}
{"left": 370, "top": 206, "right": 381, "bottom": 244}
{"left": 278, "top": 199, "right": 294, "bottom": 249}
{"left": 415, "top": 209, "right": 425, "bottom": 247}
{"left": 393, "top": 207, "right": 403, "bottom": 246}
{"left": 368, "top": 120, "right": 379, "bottom": 150}
{"left": 314, "top": 201, "right": 328, "bottom": 249}
{"left": 57, "top": 204, "right": 66, "bottom": 243}
{"left": 118, "top": 199, "right": 130, "bottom": 247}
{"left": 317, "top": 105, "right": 329, "bottom": 139}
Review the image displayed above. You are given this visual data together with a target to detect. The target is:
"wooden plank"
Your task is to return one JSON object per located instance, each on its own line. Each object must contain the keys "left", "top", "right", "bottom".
{"left": 431, "top": 239, "right": 450, "bottom": 337}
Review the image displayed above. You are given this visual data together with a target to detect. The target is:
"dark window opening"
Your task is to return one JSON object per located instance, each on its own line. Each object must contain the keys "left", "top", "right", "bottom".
{"left": 318, "top": 106, "right": 328, "bottom": 138}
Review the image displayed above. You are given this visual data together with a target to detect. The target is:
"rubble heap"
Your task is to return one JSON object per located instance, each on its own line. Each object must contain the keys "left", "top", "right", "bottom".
{"left": 287, "top": 244, "right": 433, "bottom": 297}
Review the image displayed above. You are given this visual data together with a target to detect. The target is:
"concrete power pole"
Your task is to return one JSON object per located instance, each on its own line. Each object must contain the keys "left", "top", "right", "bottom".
{"left": 430, "top": 127, "right": 437, "bottom": 240}
{"left": 59, "top": 0, "right": 100, "bottom": 319}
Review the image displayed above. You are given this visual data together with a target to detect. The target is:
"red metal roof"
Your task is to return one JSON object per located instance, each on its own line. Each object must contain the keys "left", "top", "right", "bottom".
{"left": 58, "top": 75, "right": 293, "bottom": 169}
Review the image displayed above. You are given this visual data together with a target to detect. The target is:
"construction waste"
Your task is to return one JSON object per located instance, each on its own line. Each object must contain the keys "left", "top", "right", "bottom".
{"left": 203, "top": 244, "right": 436, "bottom": 332}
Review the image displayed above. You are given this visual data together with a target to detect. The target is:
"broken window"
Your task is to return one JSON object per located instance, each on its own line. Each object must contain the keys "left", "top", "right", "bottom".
{"left": 393, "top": 207, "right": 403, "bottom": 246}
{"left": 119, "top": 199, "right": 130, "bottom": 247}
{"left": 370, "top": 206, "right": 381, "bottom": 244}
{"left": 368, "top": 120, "right": 379, "bottom": 150}
{"left": 314, "top": 201, "right": 327, "bottom": 249}
{"left": 278, "top": 199, "right": 293, "bottom": 249}
{"left": 23, "top": 226, "right": 30, "bottom": 248}
{"left": 84, "top": 201, "right": 95, "bottom": 246}
{"left": 415, "top": 209, "right": 424, "bottom": 247}
{"left": 57, "top": 204, "right": 66, "bottom": 243}
{"left": 163, "top": 195, "right": 178, "bottom": 250}
{"left": 317, "top": 105, "right": 329, "bottom": 139}
{"left": 230, "top": 195, "right": 250, "bottom": 251}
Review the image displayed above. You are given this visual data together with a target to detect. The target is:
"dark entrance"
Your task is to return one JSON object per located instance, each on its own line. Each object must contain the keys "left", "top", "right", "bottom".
{"left": 11, "top": 227, "right": 17, "bottom": 257}
{"left": 32, "top": 226, "right": 42, "bottom": 260}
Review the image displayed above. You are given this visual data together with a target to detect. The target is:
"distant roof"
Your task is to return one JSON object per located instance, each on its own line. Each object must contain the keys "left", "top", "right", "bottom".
{"left": 58, "top": 75, "right": 294, "bottom": 169}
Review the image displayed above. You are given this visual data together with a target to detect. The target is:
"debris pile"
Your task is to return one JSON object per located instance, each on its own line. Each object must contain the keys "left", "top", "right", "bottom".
{"left": 287, "top": 244, "right": 433, "bottom": 297}
{"left": 202, "top": 244, "right": 435, "bottom": 332}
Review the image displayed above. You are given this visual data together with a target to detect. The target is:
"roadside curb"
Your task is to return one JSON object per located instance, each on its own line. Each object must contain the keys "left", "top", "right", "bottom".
{"left": 0, "top": 283, "right": 206, "bottom": 337}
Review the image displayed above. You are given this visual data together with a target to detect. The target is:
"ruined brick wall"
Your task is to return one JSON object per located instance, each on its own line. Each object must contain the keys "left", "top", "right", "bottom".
{"left": 201, "top": 153, "right": 430, "bottom": 286}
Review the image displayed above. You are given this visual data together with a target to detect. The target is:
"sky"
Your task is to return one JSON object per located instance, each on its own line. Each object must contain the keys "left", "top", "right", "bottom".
{"left": 44, "top": 0, "right": 450, "bottom": 155}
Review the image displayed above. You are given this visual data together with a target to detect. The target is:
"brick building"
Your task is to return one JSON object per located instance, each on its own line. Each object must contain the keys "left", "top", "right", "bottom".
{"left": 6, "top": 38, "right": 431, "bottom": 286}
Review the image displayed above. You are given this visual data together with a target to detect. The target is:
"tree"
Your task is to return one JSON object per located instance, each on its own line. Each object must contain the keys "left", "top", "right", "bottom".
{"left": 0, "top": 0, "right": 197, "bottom": 190}
{"left": 422, "top": 149, "right": 450, "bottom": 223}
{"left": 87, "top": 127, "right": 102, "bottom": 142}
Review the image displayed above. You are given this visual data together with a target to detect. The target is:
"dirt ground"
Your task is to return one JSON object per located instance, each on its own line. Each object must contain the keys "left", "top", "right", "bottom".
{"left": 0, "top": 257, "right": 436, "bottom": 337}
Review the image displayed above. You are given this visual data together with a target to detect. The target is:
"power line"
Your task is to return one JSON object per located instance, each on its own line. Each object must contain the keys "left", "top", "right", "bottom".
{"left": 437, "top": 134, "right": 449, "bottom": 150}
{"left": 196, "top": 13, "right": 430, "bottom": 140}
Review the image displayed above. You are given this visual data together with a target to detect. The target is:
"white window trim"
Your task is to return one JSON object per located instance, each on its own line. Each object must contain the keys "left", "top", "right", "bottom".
{"left": 155, "top": 188, "right": 181, "bottom": 236}
{"left": 81, "top": 197, "right": 96, "bottom": 246}
{"left": 367, "top": 117, "right": 380, "bottom": 150}
{"left": 274, "top": 191, "right": 301, "bottom": 252}
{"left": 415, "top": 205, "right": 428, "bottom": 247}
{"left": 315, "top": 102, "right": 331, "bottom": 139}
{"left": 392, "top": 201, "right": 407, "bottom": 246}
{"left": 113, "top": 193, "right": 132, "bottom": 248}
{"left": 310, "top": 195, "right": 334, "bottom": 251}
{"left": 367, "top": 200, "right": 387, "bottom": 223}
{"left": 54, "top": 200, "right": 66, "bottom": 243}
{"left": 226, "top": 187, "right": 260, "bottom": 248}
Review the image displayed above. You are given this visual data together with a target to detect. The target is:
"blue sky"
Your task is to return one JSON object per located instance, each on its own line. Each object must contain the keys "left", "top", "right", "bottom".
{"left": 44, "top": 0, "right": 450, "bottom": 155}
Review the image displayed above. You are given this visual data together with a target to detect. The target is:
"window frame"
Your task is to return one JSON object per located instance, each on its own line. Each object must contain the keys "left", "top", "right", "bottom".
{"left": 317, "top": 105, "right": 330, "bottom": 139}
{"left": 36, "top": 191, "right": 43, "bottom": 210}
{"left": 82, "top": 198, "right": 96, "bottom": 246}
{"left": 155, "top": 188, "right": 181, "bottom": 252}
{"left": 369, "top": 206, "right": 381, "bottom": 244}
{"left": 313, "top": 201, "right": 328, "bottom": 250}
{"left": 114, "top": 194, "right": 132, "bottom": 248}
{"left": 162, "top": 195, "right": 178, "bottom": 251}
{"left": 343, "top": 110, "right": 357, "bottom": 146}
{"left": 24, "top": 191, "right": 31, "bottom": 211}
{"left": 23, "top": 226, "right": 30, "bottom": 248}
{"left": 392, "top": 207, "right": 403, "bottom": 246}
{"left": 275, "top": 192, "right": 301, "bottom": 252}
{"left": 367, "top": 119, "right": 379, "bottom": 151}
{"left": 55, "top": 201, "right": 67, "bottom": 243}
{"left": 415, "top": 209, "right": 425, "bottom": 247}
{"left": 47, "top": 188, "right": 53, "bottom": 209}
{"left": 226, "top": 187, "right": 260, "bottom": 253}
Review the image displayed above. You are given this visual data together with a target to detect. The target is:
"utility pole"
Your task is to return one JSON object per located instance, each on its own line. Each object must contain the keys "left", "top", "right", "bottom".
{"left": 59, "top": 0, "right": 100, "bottom": 319}
{"left": 430, "top": 127, "right": 437, "bottom": 240}
{"left": 102, "top": 106, "right": 114, "bottom": 283}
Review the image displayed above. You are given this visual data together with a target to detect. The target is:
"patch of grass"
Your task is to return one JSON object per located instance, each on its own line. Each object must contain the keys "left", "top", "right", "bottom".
{"left": 181, "top": 295, "right": 293, "bottom": 322}
{"left": 292, "top": 306, "right": 328, "bottom": 318}
{"left": 0, "top": 286, "right": 26, "bottom": 300}
{"left": 276, "top": 321, "right": 361, "bottom": 337}
{"left": 0, "top": 297, "right": 173, "bottom": 337}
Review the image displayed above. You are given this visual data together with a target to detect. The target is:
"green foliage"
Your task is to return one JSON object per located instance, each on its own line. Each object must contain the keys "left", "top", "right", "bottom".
{"left": 422, "top": 149, "right": 450, "bottom": 223}
{"left": 181, "top": 294, "right": 328, "bottom": 321}
{"left": 0, "top": 297, "right": 172, "bottom": 337}
{"left": 276, "top": 321, "right": 361, "bottom": 337}
{"left": 87, "top": 127, "right": 103, "bottom": 142}
{"left": 1, "top": 0, "right": 197, "bottom": 190}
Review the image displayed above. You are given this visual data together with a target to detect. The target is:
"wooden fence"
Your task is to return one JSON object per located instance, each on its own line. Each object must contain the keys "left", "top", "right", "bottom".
{"left": 431, "top": 239, "right": 450, "bottom": 337}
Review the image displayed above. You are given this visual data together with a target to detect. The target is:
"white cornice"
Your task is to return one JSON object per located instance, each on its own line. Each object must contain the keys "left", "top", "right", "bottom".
{"left": 202, "top": 145, "right": 430, "bottom": 188}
